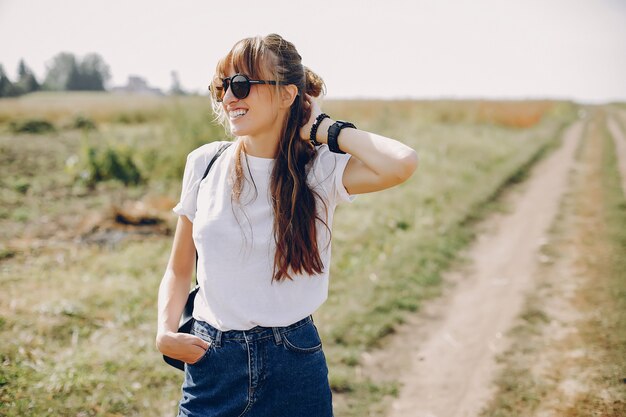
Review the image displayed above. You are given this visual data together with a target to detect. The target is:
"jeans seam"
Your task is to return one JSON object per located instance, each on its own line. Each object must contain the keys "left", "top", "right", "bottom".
{"left": 236, "top": 336, "right": 253, "bottom": 417}
{"left": 282, "top": 335, "right": 323, "bottom": 353}
{"left": 281, "top": 321, "right": 323, "bottom": 353}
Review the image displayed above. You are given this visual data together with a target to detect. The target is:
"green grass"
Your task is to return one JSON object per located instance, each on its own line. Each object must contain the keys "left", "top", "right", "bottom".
{"left": 0, "top": 96, "right": 580, "bottom": 416}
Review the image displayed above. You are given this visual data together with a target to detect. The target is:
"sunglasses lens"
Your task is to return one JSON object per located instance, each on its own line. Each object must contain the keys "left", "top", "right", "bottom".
{"left": 230, "top": 75, "right": 250, "bottom": 99}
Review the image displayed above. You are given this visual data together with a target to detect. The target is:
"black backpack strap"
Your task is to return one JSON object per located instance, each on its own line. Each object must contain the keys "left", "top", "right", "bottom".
{"left": 200, "top": 142, "right": 232, "bottom": 182}
{"left": 194, "top": 142, "right": 233, "bottom": 284}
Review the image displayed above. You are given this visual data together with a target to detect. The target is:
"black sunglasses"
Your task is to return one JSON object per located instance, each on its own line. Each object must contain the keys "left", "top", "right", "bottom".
{"left": 209, "top": 73, "right": 292, "bottom": 102}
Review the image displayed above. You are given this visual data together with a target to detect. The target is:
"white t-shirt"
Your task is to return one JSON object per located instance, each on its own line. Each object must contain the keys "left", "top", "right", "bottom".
{"left": 172, "top": 138, "right": 356, "bottom": 331}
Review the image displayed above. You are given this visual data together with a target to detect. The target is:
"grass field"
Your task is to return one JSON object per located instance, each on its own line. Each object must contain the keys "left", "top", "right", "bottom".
{"left": 0, "top": 92, "right": 579, "bottom": 416}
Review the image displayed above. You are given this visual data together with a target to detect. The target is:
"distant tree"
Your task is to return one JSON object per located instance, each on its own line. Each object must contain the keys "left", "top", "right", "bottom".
{"left": 43, "top": 52, "right": 110, "bottom": 91}
{"left": 169, "top": 71, "right": 186, "bottom": 95}
{"left": 16, "top": 59, "right": 40, "bottom": 94}
{"left": 0, "top": 65, "right": 18, "bottom": 98}
{"left": 66, "top": 62, "right": 83, "bottom": 90}
{"left": 43, "top": 52, "right": 78, "bottom": 90}
{"left": 18, "top": 60, "right": 28, "bottom": 79}
{"left": 0, "top": 65, "right": 10, "bottom": 97}
{"left": 78, "top": 53, "right": 111, "bottom": 90}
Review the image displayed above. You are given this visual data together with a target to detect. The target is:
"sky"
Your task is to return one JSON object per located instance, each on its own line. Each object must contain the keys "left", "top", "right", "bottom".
{"left": 1, "top": 0, "right": 625, "bottom": 103}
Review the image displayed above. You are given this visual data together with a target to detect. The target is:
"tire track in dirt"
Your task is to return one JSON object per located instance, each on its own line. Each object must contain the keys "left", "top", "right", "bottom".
{"left": 383, "top": 120, "right": 585, "bottom": 417}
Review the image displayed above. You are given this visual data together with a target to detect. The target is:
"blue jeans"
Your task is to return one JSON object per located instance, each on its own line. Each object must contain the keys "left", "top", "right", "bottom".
{"left": 177, "top": 315, "right": 334, "bottom": 417}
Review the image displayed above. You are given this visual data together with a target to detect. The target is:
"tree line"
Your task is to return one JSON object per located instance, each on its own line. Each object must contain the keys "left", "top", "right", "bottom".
{"left": 0, "top": 52, "right": 111, "bottom": 98}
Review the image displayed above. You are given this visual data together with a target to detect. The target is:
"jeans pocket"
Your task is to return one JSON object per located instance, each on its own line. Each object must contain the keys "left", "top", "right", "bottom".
{"left": 282, "top": 322, "right": 323, "bottom": 354}
{"left": 189, "top": 324, "right": 214, "bottom": 366}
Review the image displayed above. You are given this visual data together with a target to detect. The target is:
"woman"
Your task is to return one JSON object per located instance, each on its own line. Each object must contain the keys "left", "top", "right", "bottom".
{"left": 156, "top": 33, "right": 418, "bottom": 417}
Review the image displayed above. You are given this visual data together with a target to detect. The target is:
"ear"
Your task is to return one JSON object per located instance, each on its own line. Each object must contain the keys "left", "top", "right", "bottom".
{"left": 279, "top": 84, "right": 299, "bottom": 109}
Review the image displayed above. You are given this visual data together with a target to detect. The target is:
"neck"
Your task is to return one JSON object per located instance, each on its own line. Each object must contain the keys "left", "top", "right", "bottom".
{"left": 241, "top": 135, "right": 279, "bottom": 159}
{"left": 240, "top": 114, "right": 286, "bottom": 159}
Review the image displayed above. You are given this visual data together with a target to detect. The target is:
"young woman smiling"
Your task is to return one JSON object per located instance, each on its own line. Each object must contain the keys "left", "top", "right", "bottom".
{"left": 156, "top": 33, "right": 417, "bottom": 417}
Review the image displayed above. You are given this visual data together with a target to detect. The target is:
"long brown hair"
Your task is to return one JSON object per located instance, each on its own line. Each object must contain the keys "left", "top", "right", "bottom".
{"left": 209, "top": 33, "right": 330, "bottom": 283}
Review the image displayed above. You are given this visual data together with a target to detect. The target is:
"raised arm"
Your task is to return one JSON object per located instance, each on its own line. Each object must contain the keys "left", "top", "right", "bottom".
{"left": 301, "top": 94, "right": 418, "bottom": 195}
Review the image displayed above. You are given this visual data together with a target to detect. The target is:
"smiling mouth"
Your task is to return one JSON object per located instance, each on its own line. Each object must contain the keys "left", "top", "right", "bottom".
{"left": 229, "top": 110, "right": 248, "bottom": 120}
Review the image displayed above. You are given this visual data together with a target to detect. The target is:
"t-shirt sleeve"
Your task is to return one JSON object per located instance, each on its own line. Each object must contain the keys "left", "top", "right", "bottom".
{"left": 172, "top": 142, "right": 223, "bottom": 223}
{"left": 310, "top": 144, "right": 357, "bottom": 207}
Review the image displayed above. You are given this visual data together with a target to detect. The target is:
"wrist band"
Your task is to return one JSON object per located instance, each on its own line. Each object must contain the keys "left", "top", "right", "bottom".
{"left": 327, "top": 120, "right": 356, "bottom": 154}
{"left": 309, "top": 113, "right": 329, "bottom": 146}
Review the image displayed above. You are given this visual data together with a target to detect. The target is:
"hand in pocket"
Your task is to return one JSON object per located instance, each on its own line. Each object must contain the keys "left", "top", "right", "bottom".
{"left": 157, "top": 331, "right": 210, "bottom": 364}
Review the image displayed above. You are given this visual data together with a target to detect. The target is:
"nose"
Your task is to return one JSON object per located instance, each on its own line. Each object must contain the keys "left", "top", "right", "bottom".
{"left": 222, "top": 83, "right": 238, "bottom": 106}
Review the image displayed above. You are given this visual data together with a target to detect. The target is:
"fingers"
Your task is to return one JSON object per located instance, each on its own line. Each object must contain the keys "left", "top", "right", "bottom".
{"left": 304, "top": 94, "right": 319, "bottom": 112}
{"left": 186, "top": 344, "right": 208, "bottom": 364}
{"left": 179, "top": 332, "right": 211, "bottom": 350}
{"left": 192, "top": 336, "right": 211, "bottom": 350}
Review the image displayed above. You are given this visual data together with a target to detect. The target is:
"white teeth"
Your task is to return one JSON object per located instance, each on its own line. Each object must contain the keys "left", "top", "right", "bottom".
{"left": 229, "top": 109, "right": 247, "bottom": 118}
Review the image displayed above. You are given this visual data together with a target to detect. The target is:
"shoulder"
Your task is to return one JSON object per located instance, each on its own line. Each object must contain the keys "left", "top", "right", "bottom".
{"left": 308, "top": 144, "right": 353, "bottom": 196}
{"left": 185, "top": 140, "right": 232, "bottom": 172}
{"left": 311, "top": 144, "right": 351, "bottom": 174}
{"left": 312, "top": 144, "right": 338, "bottom": 165}
{"left": 187, "top": 140, "right": 231, "bottom": 161}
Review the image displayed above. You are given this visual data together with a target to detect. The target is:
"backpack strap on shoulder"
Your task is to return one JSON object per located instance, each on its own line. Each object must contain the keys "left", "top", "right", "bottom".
{"left": 201, "top": 142, "right": 233, "bottom": 181}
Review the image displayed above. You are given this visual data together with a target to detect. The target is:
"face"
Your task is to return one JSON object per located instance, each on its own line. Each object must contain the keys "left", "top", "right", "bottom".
{"left": 220, "top": 66, "right": 282, "bottom": 139}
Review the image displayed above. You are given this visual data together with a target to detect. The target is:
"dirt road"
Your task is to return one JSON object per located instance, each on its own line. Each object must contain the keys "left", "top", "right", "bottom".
{"left": 384, "top": 120, "right": 585, "bottom": 417}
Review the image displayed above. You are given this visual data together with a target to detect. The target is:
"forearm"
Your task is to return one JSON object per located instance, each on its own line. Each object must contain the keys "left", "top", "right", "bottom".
{"left": 157, "top": 269, "right": 192, "bottom": 335}
{"left": 316, "top": 118, "right": 417, "bottom": 180}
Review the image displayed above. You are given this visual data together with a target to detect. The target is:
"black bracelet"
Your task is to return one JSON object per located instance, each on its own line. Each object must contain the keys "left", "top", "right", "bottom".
{"left": 327, "top": 120, "right": 356, "bottom": 154}
{"left": 309, "top": 113, "right": 329, "bottom": 146}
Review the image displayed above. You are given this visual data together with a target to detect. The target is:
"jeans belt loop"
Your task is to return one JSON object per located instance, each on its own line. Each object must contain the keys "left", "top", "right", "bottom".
{"left": 215, "top": 329, "right": 222, "bottom": 348}
{"left": 272, "top": 327, "right": 283, "bottom": 345}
